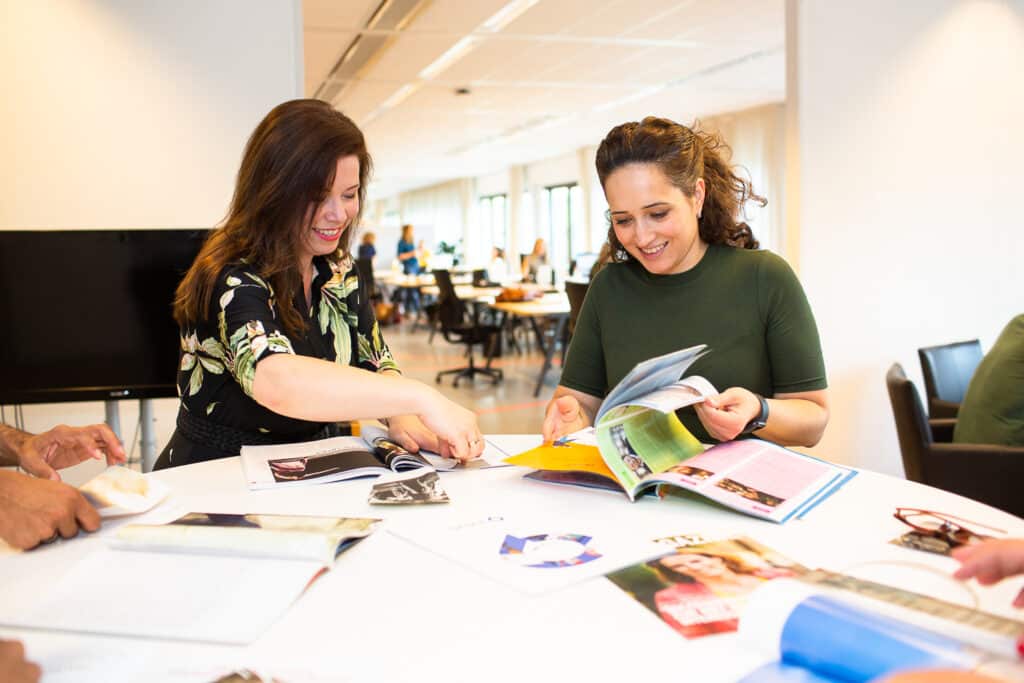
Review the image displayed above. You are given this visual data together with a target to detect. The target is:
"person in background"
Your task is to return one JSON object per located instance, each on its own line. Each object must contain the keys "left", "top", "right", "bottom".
{"left": 953, "top": 313, "right": 1024, "bottom": 447}
{"left": 157, "top": 100, "right": 482, "bottom": 470}
{"left": 488, "top": 246, "right": 508, "bottom": 283}
{"left": 417, "top": 239, "right": 431, "bottom": 271}
{"left": 543, "top": 116, "right": 829, "bottom": 448}
{"left": 397, "top": 224, "right": 420, "bottom": 275}
{"left": 0, "top": 422, "right": 124, "bottom": 548}
{"left": 396, "top": 224, "right": 421, "bottom": 315}
{"left": 521, "top": 237, "right": 548, "bottom": 283}
{"left": 357, "top": 231, "right": 376, "bottom": 262}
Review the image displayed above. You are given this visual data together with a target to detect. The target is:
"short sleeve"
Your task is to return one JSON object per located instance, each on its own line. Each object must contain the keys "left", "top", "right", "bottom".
{"left": 757, "top": 254, "right": 827, "bottom": 393}
{"left": 215, "top": 269, "right": 295, "bottom": 397}
{"left": 559, "top": 272, "right": 609, "bottom": 399}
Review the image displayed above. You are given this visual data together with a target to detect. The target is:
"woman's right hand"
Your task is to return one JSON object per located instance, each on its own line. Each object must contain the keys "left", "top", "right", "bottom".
{"left": 542, "top": 395, "right": 589, "bottom": 442}
{"left": 417, "top": 394, "right": 483, "bottom": 462}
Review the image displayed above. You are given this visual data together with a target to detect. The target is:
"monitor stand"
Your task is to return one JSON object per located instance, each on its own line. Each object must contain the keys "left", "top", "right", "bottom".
{"left": 104, "top": 398, "right": 158, "bottom": 473}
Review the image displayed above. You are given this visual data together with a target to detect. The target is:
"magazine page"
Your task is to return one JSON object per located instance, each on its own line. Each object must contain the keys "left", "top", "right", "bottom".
{"left": 503, "top": 428, "right": 619, "bottom": 481}
{"left": 359, "top": 422, "right": 507, "bottom": 471}
{"left": 606, "top": 535, "right": 808, "bottom": 640}
{"left": 595, "top": 410, "right": 705, "bottom": 496}
{"left": 595, "top": 344, "right": 708, "bottom": 423}
{"left": 598, "top": 376, "right": 718, "bottom": 424}
{"left": 241, "top": 436, "right": 427, "bottom": 490}
{"left": 112, "top": 512, "right": 381, "bottom": 566}
{"left": 650, "top": 439, "right": 856, "bottom": 522}
{"left": 736, "top": 580, "right": 1020, "bottom": 683}
{"left": 388, "top": 514, "right": 664, "bottom": 594}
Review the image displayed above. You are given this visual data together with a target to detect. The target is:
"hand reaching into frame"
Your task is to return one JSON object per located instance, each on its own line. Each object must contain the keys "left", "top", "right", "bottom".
{"left": 952, "top": 538, "right": 1024, "bottom": 608}
{"left": 17, "top": 424, "right": 126, "bottom": 481}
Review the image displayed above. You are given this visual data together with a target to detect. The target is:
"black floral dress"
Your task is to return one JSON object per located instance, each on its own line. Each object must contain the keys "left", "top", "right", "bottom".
{"left": 155, "top": 253, "right": 399, "bottom": 468}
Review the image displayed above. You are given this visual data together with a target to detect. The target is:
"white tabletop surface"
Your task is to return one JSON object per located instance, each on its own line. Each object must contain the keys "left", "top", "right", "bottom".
{"left": 2, "top": 434, "right": 1023, "bottom": 683}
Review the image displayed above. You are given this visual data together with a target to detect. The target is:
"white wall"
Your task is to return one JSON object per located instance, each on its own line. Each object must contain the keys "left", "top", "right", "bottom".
{"left": 0, "top": 1, "right": 302, "bottom": 469}
{"left": 797, "top": 0, "right": 1024, "bottom": 473}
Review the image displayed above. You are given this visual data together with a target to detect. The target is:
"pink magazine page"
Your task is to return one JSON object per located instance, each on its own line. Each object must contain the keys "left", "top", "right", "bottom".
{"left": 695, "top": 441, "right": 834, "bottom": 518}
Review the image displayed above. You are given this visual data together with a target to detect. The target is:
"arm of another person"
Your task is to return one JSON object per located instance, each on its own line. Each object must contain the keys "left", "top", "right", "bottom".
{"left": 0, "top": 424, "right": 125, "bottom": 480}
{"left": 695, "top": 254, "right": 830, "bottom": 448}
{"left": 0, "top": 470, "right": 100, "bottom": 549}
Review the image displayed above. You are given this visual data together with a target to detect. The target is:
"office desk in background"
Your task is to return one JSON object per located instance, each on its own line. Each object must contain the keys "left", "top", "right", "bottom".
{"left": 489, "top": 294, "right": 571, "bottom": 397}
{"left": 1, "top": 435, "right": 1023, "bottom": 682}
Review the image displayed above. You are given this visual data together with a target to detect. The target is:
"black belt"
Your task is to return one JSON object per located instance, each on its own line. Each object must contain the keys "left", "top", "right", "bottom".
{"left": 176, "top": 409, "right": 335, "bottom": 457}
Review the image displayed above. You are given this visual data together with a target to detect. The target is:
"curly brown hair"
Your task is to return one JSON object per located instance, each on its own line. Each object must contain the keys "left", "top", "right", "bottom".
{"left": 174, "top": 99, "right": 372, "bottom": 338}
{"left": 595, "top": 116, "right": 765, "bottom": 262}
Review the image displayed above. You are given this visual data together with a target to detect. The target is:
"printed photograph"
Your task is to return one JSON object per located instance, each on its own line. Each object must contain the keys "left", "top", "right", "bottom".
{"left": 368, "top": 470, "right": 449, "bottom": 505}
{"left": 499, "top": 533, "right": 602, "bottom": 568}
{"left": 714, "top": 478, "right": 785, "bottom": 507}
{"left": 608, "top": 424, "right": 651, "bottom": 478}
{"left": 606, "top": 536, "right": 806, "bottom": 639}
{"left": 268, "top": 449, "right": 374, "bottom": 482}
{"left": 171, "top": 512, "right": 380, "bottom": 536}
{"left": 666, "top": 463, "right": 714, "bottom": 481}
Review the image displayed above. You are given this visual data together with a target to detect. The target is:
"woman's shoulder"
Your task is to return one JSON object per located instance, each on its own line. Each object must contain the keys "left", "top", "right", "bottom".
{"left": 715, "top": 246, "right": 797, "bottom": 281}
{"left": 216, "top": 262, "right": 272, "bottom": 290}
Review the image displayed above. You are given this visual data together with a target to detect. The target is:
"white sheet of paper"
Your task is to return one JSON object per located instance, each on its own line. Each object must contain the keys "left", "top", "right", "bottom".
{"left": 389, "top": 514, "right": 664, "bottom": 595}
{"left": 0, "top": 549, "right": 322, "bottom": 644}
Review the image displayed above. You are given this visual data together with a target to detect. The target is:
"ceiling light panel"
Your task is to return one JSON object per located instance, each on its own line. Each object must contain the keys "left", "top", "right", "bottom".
{"left": 500, "top": 0, "right": 606, "bottom": 34}
{"left": 359, "top": 33, "right": 461, "bottom": 82}
{"left": 302, "top": 0, "right": 378, "bottom": 30}
{"left": 409, "top": 0, "right": 511, "bottom": 32}
{"left": 304, "top": 30, "right": 357, "bottom": 96}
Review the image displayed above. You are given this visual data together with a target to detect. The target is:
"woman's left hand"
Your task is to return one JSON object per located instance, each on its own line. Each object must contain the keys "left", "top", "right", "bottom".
{"left": 694, "top": 387, "right": 762, "bottom": 442}
{"left": 386, "top": 414, "right": 443, "bottom": 455}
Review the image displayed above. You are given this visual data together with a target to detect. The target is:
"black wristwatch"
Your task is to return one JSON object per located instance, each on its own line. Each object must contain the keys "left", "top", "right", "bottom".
{"left": 740, "top": 394, "right": 769, "bottom": 434}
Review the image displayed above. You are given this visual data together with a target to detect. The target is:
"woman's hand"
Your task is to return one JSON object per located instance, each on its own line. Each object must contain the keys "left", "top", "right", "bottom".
{"left": 694, "top": 387, "right": 762, "bottom": 442}
{"left": 542, "top": 395, "right": 590, "bottom": 442}
{"left": 416, "top": 396, "right": 483, "bottom": 463}
{"left": 952, "top": 538, "right": 1024, "bottom": 607}
{"left": 386, "top": 414, "right": 442, "bottom": 455}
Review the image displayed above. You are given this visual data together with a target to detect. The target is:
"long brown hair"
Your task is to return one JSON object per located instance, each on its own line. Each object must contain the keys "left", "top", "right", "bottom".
{"left": 174, "top": 99, "right": 372, "bottom": 337}
{"left": 595, "top": 116, "right": 764, "bottom": 262}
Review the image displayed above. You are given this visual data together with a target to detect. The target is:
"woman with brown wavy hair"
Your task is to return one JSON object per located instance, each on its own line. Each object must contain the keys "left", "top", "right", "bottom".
{"left": 156, "top": 99, "right": 482, "bottom": 469}
{"left": 542, "top": 116, "right": 828, "bottom": 448}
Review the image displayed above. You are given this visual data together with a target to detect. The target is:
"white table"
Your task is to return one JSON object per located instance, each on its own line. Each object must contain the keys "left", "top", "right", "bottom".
{"left": 2, "top": 435, "right": 1024, "bottom": 682}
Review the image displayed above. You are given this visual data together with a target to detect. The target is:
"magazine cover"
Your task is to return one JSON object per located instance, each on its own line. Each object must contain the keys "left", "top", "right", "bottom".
{"left": 606, "top": 535, "right": 808, "bottom": 639}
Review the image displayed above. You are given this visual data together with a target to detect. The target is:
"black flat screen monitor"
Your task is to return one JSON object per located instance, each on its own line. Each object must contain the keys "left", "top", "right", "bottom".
{"left": 0, "top": 229, "right": 209, "bottom": 404}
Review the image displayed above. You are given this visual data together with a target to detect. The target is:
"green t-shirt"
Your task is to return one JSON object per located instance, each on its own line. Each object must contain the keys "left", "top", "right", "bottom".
{"left": 954, "top": 314, "right": 1024, "bottom": 446}
{"left": 560, "top": 245, "right": 827, "bottom": 442}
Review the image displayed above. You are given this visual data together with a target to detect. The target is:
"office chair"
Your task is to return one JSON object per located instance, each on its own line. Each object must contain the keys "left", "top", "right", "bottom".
{"left": 562, "top": 280, "right": 589, "bottom": 363}
{"left": 355, "top": 257, "right": 380, "bottom": 307}
{"left": 885, "top": 363, "right": 1024, "bottom": 517}
{"left": 917, "top": 339, "right": 983, "bottom": 418}
{"left": 432, "top": 269, "right": 503, "bottom": 387}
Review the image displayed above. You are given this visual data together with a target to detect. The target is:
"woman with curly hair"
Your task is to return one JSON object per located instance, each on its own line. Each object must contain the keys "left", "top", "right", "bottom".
{"left": 157, "top": 99, "right": 482, "bottom": 469}
{"left": 542, "top": 116, "right": 828, "bottom": 448}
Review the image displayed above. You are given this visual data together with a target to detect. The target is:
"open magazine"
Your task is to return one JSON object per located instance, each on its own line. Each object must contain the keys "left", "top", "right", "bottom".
{"left": 506, "top": 346, "right": 856, "bottom": 523}
{"left": 736, "top": 580, "right": 1024, "bottom": 682}
{"left": 242, "top": 424, "right": 503, "bottom": 490}
{"left": 0, "top": 512, "right": 380, "bottom": 644}
{"left": 113, "top": 512, "right": 380, "bottom": 565}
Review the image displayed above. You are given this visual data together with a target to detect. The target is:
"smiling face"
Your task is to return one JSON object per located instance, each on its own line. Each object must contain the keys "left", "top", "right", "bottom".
{"left": 660, "top": 552, "right": 729, "bottom": 578}
{"left": 604, "top": 163, "right": 706, "bottom": 275}
{"left": 297, "top": 155, "right": 361, "bottom": 266}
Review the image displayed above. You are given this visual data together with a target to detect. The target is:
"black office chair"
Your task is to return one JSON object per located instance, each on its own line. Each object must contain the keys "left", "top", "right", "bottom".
{"left": 562, "top": 280, "right": 589, "bottom": 362}
{"left": 918, "top": 340, "right": 983, "bottom": 418}
{"left": 885, "top": 363, "right": 1024, "bottom": 517}
{"left": 355, "top": 257, "right": 380, "bottom": 307}
{"left": 433, "top": 269, "right": 503, "bottom": 386}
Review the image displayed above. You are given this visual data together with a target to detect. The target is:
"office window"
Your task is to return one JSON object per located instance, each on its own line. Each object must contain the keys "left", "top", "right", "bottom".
{"left": 478, "top": 194, "right": 508, "bottom": 254}
{"left": 544, "top": 183, "right": 583, "bottom": 271}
